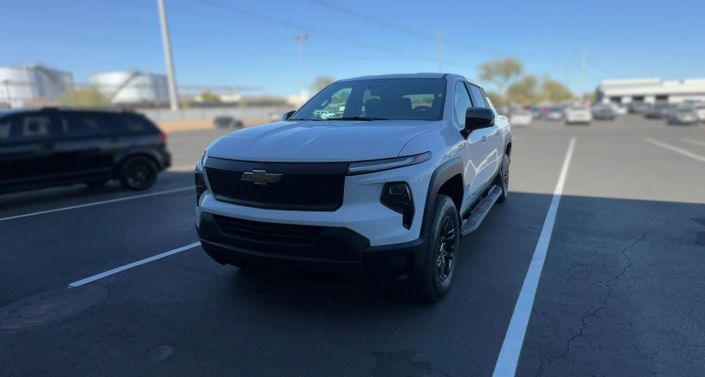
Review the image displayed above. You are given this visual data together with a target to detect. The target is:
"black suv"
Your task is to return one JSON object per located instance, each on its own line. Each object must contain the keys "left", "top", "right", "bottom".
{"left": 0, "top": 108, "right": 171, "bottom": 194}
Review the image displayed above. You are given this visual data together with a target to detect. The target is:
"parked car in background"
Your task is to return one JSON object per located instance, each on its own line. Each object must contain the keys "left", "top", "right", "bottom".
{"left": 214, "top": 116, "right": 244, "bottom": 129}
{"left": 546, "top": 107, "right": 564, "bottom": 121}
{"left": 592, "top": 104, "right": 616, "bottom": 120}
{"left": 693, "top": 103, "right": 705, "bottom": 123}
{"left": 667, "top": 107, "right": 699, "bottom": 125}
{"left": 530, "top": 106, "right": 544, "bottom": 120}
{"left": 628, "top": 102, "right": 649, "bottom": 114}
{"left": 509, "top": 108, "right": 533, "bottom": 126}
{"left": 565, "top": 105, "right": 592, "bottom": 124}
{"left": 645, "top": 102, "right": 674, "bottom": 119}
{"left": 608, "top": 103, "right": 628, "bottom": 116}
{"left": 0, "top": 108, "right": 171, "bottom": 194}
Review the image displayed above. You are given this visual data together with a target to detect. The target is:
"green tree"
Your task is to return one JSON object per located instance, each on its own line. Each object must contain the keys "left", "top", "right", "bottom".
{"left": 60, "top": 86, "right": 111, "bottom": 108}
{"left": 506, "top": 75, "right": 540, "bottom": 105}
{"left": 200, "top": 90, "right": 221, "bottom": 103}
{"left": 541, "top": 78, "right": 573, "bottom": 103}
{"left": 485, "top": 90, "right": 504, "bottom": 108}
{"left": 478, "top": 58, "right": 523, "bottom": 96}
{"left": 311, "top": 76, "right": 335, "bottom": 92}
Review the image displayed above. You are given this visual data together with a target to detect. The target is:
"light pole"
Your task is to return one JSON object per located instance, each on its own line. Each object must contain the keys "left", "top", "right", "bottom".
{"left": 2, "top": 80, "right": 11, "bottom": 108}
{"left": 295, "top": 33, "right": 308, "bottom": 103}
{"left": 157, "top": 0, "right": 180, "bottom": 110}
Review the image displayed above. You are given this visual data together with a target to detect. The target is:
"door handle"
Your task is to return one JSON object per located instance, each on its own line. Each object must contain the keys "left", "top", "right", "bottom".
{"left": 481, "top": 135, "right": 488, "bottom": 142}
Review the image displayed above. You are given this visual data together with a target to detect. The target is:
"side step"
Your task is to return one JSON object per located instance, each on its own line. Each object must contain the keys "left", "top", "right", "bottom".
{"left": 460, "top": 185, "right": 502, "bottom": 237}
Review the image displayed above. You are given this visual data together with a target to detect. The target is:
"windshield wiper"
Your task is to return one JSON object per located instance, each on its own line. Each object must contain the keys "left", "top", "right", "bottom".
{"left": 325, "top": 116, "right": 388, "bottom": 121}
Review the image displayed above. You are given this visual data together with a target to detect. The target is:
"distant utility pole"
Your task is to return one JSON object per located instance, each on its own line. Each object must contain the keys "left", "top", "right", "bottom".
{"left": 295, "top": 33, "right": 309, "bottom": 102}
{"left": 2, "top": 80, "right": 11, "bottom": 106}
{"left": 157, "top": 0, "right": 179, "bottom": 110}
{"left": 581, "top": 45, "right": 587, "bottom": 97}
{"left": 436, "top": 31, "right": 444, "bottom": 72}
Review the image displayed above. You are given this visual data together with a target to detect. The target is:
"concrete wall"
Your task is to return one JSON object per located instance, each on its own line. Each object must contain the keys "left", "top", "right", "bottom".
{"left": 135, "top": 106, "right": 294, "bottom": 123}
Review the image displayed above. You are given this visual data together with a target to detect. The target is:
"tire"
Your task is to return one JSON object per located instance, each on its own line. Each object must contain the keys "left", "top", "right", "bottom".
{"left": 118, "top": 155, "right": 158, "bottom": 190}
{"left": 494, "top": 152, "right": 510, "bottom": 203}
{"left": 410, "top": 195, "right": 460, "bottom": 303}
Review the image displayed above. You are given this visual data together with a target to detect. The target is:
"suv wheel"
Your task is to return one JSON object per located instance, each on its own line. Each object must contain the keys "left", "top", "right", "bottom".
{"left": 119, "top": 156, "right": 158, "bottom": 190}
{"left": 494, "top": 152, "right": 510, "bottom": 203}
{"left": 411, "top": 195, "right": 460, "bottom": 303}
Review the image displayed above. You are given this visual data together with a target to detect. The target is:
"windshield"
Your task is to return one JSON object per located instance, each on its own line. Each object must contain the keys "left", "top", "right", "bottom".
{"left": 290, "top": 78, "right": 446, "bottom": 121}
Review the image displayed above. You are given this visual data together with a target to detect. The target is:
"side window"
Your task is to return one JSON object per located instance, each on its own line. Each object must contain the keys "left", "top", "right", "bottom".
{"left": 62, "top": 112, "right": 113, "bottom": 138}
{"left": 17, "top": 113, "right": 53, "bottom": 141}
{"left": 453, "top": 82, "right": 473, "bottom": 128}
{"left": 467, "top": 84, "right": 488, "bottom": 108}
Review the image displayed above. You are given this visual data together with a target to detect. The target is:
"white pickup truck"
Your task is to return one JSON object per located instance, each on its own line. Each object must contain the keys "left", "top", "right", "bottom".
{"left": 195, "top": 73, "right": 513, "bottom": 302}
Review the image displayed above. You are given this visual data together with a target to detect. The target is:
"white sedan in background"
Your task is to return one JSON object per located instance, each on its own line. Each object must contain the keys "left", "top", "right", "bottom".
{"left": 694, "top": 103, "right": 705, "bottom": 122}
{"left": 565, "top": 105, "right": 592, "bottom": 125}
{"left": 509, "top": 109, "right": 533, "bottom": 127}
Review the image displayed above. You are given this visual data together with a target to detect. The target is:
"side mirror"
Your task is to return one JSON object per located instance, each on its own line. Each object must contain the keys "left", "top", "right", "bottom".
{"left": 462, "top": 107, "right": 495, "bottom": 137}
{"left": 283, "top": 110, "right": 296, "bottom": 121}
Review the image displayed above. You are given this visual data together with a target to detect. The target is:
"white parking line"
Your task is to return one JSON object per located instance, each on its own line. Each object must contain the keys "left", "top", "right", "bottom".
{"left": 68, "top": 242, "right": 201, "bottom": 288}
{"left": 680, "top": 138, "right": 705, "bottom": 148}
{"left": 492, "top": 137, "right": 576, "bottom": 377}
{"left": 0, "top": 186, "right": 192, "bottom": 222}
{"left": 645, "top": 137, "right": 705, "bottom": 164}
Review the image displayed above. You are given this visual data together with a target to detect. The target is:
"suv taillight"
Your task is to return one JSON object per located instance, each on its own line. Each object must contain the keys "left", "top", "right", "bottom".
{"left": 159, "top": 131, "right": 167, "bottom": 143}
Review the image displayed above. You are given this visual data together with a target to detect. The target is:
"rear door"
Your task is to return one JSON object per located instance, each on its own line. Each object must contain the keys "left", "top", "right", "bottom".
{"left": 54, "top": 111, "right": 126, "bottom": 180}
{"left": 466, "top": 83, "right": 501, "bottom": 189}
{"left": 0, "top": 111, "right": 61, "bottom": 191}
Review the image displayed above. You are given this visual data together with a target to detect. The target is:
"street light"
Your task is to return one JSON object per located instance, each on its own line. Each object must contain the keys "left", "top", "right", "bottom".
{"left": 295, "top": 33, "right": 308, "bottom": 104}
{"left": 157, "top": 0, "right": 180, "bottom": 110}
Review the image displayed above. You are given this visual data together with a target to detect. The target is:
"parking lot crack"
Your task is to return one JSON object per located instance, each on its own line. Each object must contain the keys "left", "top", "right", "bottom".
{"left": 534, "top": 228, "right": 655, "bottom": 377}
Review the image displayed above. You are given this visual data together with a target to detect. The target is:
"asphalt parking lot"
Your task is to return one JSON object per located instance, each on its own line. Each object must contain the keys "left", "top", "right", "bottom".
{"left": 1, "top": 116, "right": 704, "bottom": 377}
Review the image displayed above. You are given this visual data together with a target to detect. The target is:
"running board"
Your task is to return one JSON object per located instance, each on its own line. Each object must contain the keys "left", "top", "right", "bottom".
{"left": 460, "top": 185, "right": 502, "bottom": 237}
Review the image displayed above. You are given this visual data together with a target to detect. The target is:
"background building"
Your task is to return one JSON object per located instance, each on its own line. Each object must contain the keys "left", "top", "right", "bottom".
{"left": 0, "top": 65, "right": 74, "bottom": 108}
{"left": 90, "top": 70, "right": 169, "bottom": 105}
{"left": 597, "top": 78, "right": 705, "bottom": 105}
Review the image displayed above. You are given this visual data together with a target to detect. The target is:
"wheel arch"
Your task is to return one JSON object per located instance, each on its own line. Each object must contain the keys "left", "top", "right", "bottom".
{"left": 114, "top": 148, "right": 165, "bottom": 171}
{"left": 420, "top": 158, "right": 464, "bottom": 239}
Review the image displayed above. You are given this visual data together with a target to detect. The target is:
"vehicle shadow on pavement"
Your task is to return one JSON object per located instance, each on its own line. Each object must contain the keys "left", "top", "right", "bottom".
{"left": 0, "top": 171, "right": 192, "bottom": 215}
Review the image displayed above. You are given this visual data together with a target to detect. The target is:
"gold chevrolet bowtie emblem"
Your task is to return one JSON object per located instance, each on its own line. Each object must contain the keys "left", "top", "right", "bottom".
{"left": 241, "top": 170, "right": 283, "bottom": 185}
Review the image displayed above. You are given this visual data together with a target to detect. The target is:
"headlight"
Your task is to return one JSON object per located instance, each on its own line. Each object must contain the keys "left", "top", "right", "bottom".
{"left": 347, "top": 152, "right": 431, "bottom": 175}
{"left": 381, "top": 182, "right": 414, "bottom": 229}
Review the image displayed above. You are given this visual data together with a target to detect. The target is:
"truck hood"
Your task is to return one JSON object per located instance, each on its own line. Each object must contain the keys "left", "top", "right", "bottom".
{"left": 206, "top": 120, "right": 439, "bottom": 162}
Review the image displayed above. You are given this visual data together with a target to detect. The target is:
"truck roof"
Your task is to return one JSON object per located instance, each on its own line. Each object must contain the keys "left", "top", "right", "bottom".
{"left": 339, "top": 72, "right": 469, "bottom": 83}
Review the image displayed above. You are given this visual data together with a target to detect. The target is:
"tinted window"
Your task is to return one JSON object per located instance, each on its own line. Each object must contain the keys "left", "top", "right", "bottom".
{"left": 453, "top": 82, "right": 473, "bottom": 127}
{"left": 119, "top": 114, "right": 156, "bottom": 133}
{"left": 0, "top": 113, "right": 56, "bottom": 143}
{"left": 291, "top": 78, "right": 446, "bottom": 121}
{"left": 61, "top": 111, "right": 114, "bottom": 137}
{"left": 467, "top": 84, "right": 488, "bottom": 108}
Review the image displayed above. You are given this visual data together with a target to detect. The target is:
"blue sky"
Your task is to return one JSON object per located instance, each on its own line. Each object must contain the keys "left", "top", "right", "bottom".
{"left": 2, "top": 0, "right": 704, "bottom": 95}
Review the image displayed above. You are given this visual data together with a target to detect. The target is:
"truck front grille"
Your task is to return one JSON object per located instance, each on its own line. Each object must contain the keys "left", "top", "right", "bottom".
{"left": 205, "top": 158, "right": 347, "bottom": 211}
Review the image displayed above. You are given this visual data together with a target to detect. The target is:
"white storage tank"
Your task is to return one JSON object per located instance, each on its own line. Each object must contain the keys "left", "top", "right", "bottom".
{"left": 90, "top": 71, "right": 169, "bottom": 105}
{"left": 0, "top": 65, "right": 74, "bottom": 108}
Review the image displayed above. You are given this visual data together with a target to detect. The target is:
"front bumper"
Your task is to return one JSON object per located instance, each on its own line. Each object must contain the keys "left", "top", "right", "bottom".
{"left": 197, "top": 212, "right": 425, "bottom": 277}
